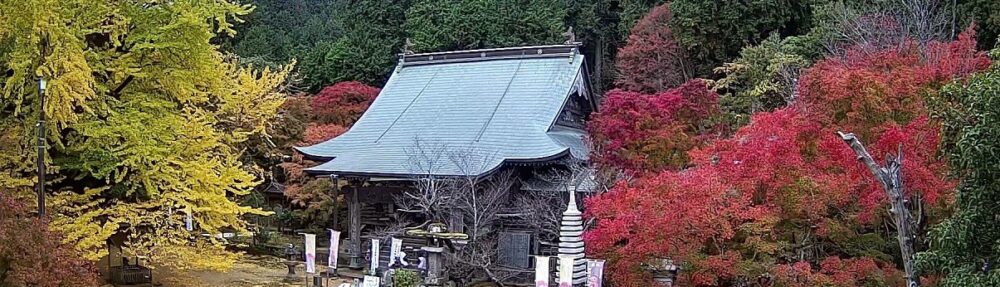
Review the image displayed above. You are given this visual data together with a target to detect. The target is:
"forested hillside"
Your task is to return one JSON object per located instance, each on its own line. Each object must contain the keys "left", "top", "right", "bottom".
{"left": 3, "top": 0, "right": 1000, "bottom": 286}
{"left": 225, "top": 0, "right": 998, "bottom": 94}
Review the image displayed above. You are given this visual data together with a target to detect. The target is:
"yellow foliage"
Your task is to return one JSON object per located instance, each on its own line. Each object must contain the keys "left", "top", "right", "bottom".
{"left": 2, "top": 0, "right": 289, "bottom": 271}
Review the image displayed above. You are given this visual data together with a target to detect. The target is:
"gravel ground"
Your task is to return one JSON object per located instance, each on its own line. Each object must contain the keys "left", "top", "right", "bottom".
{"left": 151, "top": 255, "right": 350, "bottom": 287}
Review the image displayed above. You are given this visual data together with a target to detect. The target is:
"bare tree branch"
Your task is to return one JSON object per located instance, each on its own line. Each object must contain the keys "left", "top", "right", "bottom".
{"left": 399, "top": 140, "right": 522, "bottom": 285}
{"left": 822, "top": 0, "right": 952, "bottom": 58}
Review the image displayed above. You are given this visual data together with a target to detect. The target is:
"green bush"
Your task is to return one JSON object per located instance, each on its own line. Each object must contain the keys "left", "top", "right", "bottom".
{"left": 393, "top": 269, "right": 422, "bottom": 287}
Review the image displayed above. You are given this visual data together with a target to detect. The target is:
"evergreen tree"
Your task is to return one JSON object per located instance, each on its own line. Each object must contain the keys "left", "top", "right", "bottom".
{"left": 224, "top": 0, "right": 339, "bottom": 64}
{"left": 301, "top": 0, "right": 407, "bottom": 89}
{"left": 918, "top": 47, "right": 1000, "bottom": 286}
{"left": 669, "top": 0, "right": 821, "bottom": 75}
{"left": 566, "top": 0, "right": 627, "bottom": 92}
{"left": 404, "top": 0, "right": 566, "bottom": 52}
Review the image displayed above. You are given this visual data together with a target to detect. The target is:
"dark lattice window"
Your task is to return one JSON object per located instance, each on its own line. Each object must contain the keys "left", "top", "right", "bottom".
{"left": 448, "top": 211, "right": 465, "bottom": 234}
{"left": 497, "top": 231, "right": 532, "bottom": 268}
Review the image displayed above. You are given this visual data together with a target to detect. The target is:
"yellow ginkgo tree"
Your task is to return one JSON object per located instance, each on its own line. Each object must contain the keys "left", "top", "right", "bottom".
{"left": 0, "top": 0, "right": 293, "bottom": 270}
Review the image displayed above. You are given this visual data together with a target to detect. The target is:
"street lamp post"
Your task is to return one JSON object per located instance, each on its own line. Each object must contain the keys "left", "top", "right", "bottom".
{"left": 36, "top": 78, "right": 47, "bottom": 217}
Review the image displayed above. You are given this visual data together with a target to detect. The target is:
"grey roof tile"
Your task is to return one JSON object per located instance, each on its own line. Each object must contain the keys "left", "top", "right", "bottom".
{"left": 296, "top": 48, "right": 589, "bottom": 177}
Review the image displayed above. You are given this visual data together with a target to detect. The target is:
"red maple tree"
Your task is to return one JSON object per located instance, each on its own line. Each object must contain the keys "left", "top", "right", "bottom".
{"left": 0, "top": 194, "right": 98, "bottom": 287}
{"left": 300, "top": 123, "right": 348, "bottom": 146}
{"left": 311, "top": 81, "right": 380, "bottom": 126}
{"left": 772, "top": 257, "right": 904, "bottom": 287}
{"left": 615, "top": 3, "right": 691, "bottom": 94}
{"left": 280, "top": 81, "right": 379, "bottom": 220}
{"left": 588, "top": 79, "right": 722, "bottom": 173}
{"left": 584, "top": 28, "right": 989, "bottom": 286}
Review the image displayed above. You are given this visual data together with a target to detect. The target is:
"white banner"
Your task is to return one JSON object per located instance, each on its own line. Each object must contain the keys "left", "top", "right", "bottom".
{"left": 369, "top": 238, "right": 380, "bottom": 275}
{"left": 535, "top": 256, "right": 550, "bottom": 287}
{"left": 587, "top": 259, "right": 605, "bottom": 287}
{"left": 558, "top": 255, "right": 574, "bottom": 287}
{"left": 305, "top": 234, "right": 317, "bottom": 273}
{"left": 389, "top": 237, "right": 403, "bottom": 266}
{"left": 328, "top": 229, "right": 340, "bottom": 269}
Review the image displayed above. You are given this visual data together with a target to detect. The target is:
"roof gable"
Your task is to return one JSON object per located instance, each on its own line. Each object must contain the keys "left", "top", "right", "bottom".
{"left": 297, "top": 45, "right": 590, "bottom": 177}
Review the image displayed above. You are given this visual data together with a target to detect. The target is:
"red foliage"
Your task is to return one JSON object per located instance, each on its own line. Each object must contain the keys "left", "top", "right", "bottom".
{"left": 311, "top": 81, "right": 380, "bottom": 126}
{"left": 584, "top": 167, "right": 741, "bottom": 286}
{"left": 281, "top": 122, "right": 345, "bottom": 204}
{"left": 799, "top": 26, "right": 989, "bottom": 141}
{"left": 772, "top": 257, "right": 904, "bottom": 287}
{"left": 588, "top": 109, "right": 825, "bottom": 285}
{"left": 584, "top": 30, "right": 989, "bottom": 286}
{"left": 795, "top": 27, "right": 985, "bottom": 215}
{"left": 615, "top": 3, "right": 689, "bottom": 93}
{"left": 300, "top": 123, "right": 347, "bottom": 146}
{"left": 0, "top": 195, "right": 98, "bottom": 287}
{"left": 281, "top": 81, "right": 378, "bottom": 215}
{"left": 588, "top": 79, "right": 721, "bottom": 173}
{"left": 586, "top": 108, "right": 912, "bottom": 285}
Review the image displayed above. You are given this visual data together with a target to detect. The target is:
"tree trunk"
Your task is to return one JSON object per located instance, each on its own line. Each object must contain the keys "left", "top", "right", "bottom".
{"left": 0, "top": 257, "right": 10, "bottom": 285}
{"left": 837, "top": 131, "right": 919, "bottom": 287}
{"left": 593, "top": 35, "right": 605, "bottom": 95}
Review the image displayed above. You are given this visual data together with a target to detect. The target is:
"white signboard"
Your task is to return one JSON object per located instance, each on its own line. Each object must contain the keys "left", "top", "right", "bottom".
{"left": 535, "top": 256, "right": 550, "bottom": 287}
{"left": 305, "top": 234, "right": 317, "bottom": 273}
{"left": 362, "top": 275, "right": 380, "bottom": 287}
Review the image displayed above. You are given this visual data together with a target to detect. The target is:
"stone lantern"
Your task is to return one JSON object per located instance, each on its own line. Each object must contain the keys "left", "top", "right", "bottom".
{"left": 405, "top": 222, "right": 469, "bottom": 286}
{"left": 284, "top": 243, "right": 301, "bottom": 278}
{"left": 648, "top": 258, "right": 680, "bottom": 286}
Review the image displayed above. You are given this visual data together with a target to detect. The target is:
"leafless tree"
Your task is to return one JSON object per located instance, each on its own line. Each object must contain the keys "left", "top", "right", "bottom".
{"left": 397, "top": 140, "right": 523, "bottom": 285}
{"left": 449, "top": 147, "right": 507, "bottom": 242}
{"left": 511, "top": 160, "right": 617, "bottom": 246}
{"left": 396, "top": 139, "right": 460, "bottom": 224}
{"left": 364, "top": 219, "right": 414, "bottom": 245}
{"left": 446, "top": 150, "right": 522, "bottom": 285}
{"left": 820, "top": 0, "right": 955, "bottom": 57}
{"left": 447, "top": 236, "right": 521, "bottom": 286}
{"left": 445, "top": 196, "right": 523, "bottom": 285}
{"left": 455, "top": 170, "right": 512, "bottom": 243}
{"left": 512, "top": 191, "right": 565, "bottom": 246}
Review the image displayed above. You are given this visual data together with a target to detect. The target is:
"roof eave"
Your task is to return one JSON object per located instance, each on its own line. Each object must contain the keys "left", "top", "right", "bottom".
{"left": 304, "top": 149, "right": 575, "bottom": 179}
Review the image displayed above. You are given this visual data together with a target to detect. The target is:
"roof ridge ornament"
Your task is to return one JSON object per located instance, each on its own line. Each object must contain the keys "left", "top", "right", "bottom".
{"left": 403, "top": 38, "right": 416, "bottom": 55}
{"left": 398, "top": 38, "right": 416, "bottom": 71}
{"left": 562, "top": 26, "right": 576, "bottom": 44}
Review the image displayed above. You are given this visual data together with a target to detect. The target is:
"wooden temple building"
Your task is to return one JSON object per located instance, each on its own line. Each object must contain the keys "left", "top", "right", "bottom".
{"left": 295, "top": 43, "right": 595, "bottom": 285}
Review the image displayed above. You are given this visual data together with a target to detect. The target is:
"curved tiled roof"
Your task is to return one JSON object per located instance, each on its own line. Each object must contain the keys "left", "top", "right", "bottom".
{"left": 296, "top": 45, "right": 590, "bottom": 177}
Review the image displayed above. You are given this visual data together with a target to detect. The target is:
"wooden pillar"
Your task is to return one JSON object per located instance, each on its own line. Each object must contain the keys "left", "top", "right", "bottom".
{"left": 330, "top": 175, "right": 340, "bottom": 231}
{"left": 348, "top": 184, "right": 363, "bottom": 269}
